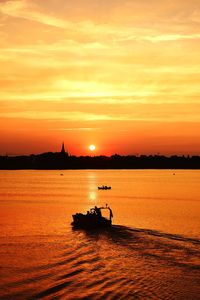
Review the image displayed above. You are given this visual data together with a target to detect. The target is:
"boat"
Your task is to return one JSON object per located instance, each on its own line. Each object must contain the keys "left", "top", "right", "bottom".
{"left": 71, "top": 205, "right": 113, "bottom": 229}
{"left": 98, "top": 185, "right": 111, "bottom": 190}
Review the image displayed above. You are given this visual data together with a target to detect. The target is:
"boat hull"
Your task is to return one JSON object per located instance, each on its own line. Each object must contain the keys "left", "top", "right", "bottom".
{"left": 98, "top": 186, "right": 111, "bottom": 190}
{"left": 71, "top": 213, "right": 111, "bottom": 229}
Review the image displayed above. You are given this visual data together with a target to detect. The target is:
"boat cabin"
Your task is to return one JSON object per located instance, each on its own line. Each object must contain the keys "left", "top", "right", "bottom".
{"left": 71, "top": 205, "right": 113, "bottom": 229}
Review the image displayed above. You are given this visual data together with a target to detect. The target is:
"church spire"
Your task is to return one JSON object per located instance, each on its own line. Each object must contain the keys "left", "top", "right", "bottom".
{"left": 61, "top": 142, "right": 65, "bottom": 154}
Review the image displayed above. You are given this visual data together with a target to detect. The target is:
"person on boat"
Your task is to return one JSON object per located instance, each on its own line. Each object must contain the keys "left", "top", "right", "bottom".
{"left": 109, "top": 208, "right": 113, "bottom": 221}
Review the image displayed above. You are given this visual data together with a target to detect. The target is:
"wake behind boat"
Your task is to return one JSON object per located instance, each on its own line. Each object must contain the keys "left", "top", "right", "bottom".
{"left": 71, "top": 205, "right": 113, "bottom": 229}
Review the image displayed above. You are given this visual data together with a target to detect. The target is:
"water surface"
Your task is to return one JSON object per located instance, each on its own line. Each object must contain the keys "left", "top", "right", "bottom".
{"left": 0, "top": 170, "right": 199, "bottom": 299}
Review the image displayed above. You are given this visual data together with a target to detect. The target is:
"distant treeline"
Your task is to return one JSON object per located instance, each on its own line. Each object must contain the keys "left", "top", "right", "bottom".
{"left": 0, "top": 152, "right": 200, "bottom": 169}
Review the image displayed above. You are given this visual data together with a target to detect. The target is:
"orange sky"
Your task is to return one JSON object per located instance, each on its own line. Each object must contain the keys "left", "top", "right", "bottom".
{"left": 0, "top": 0, "right": 200, "bottom": 156}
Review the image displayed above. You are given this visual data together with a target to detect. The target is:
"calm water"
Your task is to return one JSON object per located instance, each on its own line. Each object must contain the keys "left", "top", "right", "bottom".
{"left": 0, "top": 170, "right": 199, "bottom": 299}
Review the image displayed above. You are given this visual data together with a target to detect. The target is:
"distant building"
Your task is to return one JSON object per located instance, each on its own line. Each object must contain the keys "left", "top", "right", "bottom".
{"left": 60, "top": 142, "right": 69, "bottom": 156}
{"left": 61, "top": 142, "right": 65, "bottom": 154}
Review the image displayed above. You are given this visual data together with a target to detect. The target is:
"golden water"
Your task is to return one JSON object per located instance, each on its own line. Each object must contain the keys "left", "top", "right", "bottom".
{"left": 0, "top": 170, "right": 199, "bottom": 299}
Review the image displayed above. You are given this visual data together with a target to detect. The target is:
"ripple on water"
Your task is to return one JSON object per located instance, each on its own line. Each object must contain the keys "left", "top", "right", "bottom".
{"left": 0, "top": 226, "right": 200, "bottom": 299}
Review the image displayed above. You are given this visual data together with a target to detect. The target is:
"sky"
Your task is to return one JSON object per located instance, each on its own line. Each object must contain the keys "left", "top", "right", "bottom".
{"left": 0, "top": 0, "right": 200, "bottom": 156}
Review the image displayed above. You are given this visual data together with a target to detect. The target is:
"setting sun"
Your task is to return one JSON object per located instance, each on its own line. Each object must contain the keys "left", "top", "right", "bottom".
{"left": 89, "top": 145, "right": 96, "bottom": 151}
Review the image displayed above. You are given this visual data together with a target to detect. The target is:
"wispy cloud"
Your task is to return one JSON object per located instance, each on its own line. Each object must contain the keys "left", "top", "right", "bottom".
{"left": 144, "top": 33, "right": 200, "bottom": 42}
{"left": 55, "top": 127, "right": 101, "bottom": 131}
{"left": 0, "top": 0, "right": 68, "bottom": 28}
{"left": 0, "top": 101, "right": 199, "bottom": 123}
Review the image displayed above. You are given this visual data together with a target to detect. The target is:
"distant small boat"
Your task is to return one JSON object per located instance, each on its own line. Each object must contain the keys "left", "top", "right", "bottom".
{"left": 98, "top": 185, "right": 111, "bottom": 190}
{"left": 71, "top": 205, "right": 113, "bottom": 229}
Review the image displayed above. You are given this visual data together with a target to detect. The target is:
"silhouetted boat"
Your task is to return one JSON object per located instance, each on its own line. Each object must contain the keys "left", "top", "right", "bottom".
{"left": 98, "top": 185, "right": 111, "bottom": 190}
{"left": 71, "top": 205, "right": 113, "bottom": 229}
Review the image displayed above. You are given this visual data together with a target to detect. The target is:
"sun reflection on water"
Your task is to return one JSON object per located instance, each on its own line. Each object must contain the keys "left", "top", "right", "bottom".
{"left": 87, "top": 171, "right": 98, "bottom": 204}
{"left": 88, "top": 191, "right": 97, "bottom": 202}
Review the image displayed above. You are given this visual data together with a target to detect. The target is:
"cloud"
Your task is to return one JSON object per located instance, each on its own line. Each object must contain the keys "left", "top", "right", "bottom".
{"left": 0, "top": 0, "right": 199, "bottom": 129}
{"left": 0, "top": 99, "right": 199, "bottom": 124}
{"left": 55, "top": 127, "right": 101, "bottom": 131}
{"left": 0, "top": 0, "right": 68, "bottom": 28}
{"left": 143, "top": 33, "right": 200, "bottom": 43}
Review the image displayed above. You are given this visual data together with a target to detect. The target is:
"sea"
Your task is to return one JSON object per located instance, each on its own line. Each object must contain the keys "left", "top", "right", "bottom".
{"left": 0, "top": 170, "right": 199, "bottom": 300}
